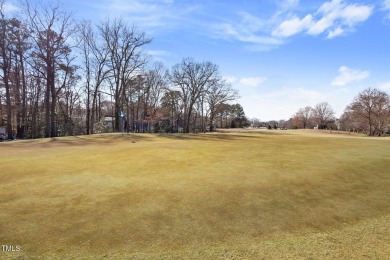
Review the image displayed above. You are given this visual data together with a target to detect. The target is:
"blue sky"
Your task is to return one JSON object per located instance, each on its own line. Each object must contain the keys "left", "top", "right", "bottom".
{"left": 7, "top": 0, "right": 390, "bottom": 120}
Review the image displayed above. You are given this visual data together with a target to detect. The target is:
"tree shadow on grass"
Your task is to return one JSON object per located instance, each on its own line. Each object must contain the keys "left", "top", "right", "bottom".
{"left": 2, "top": 133, "right": 154, "bottom": 149}
{"left": 48, "top": 133, "right": 154, "bottom": 146}
{"left": 155, "top": 132, "right": 279, "bottom": 142}
{"left": 0, "top": 131, "right": 291, "bottom": 150}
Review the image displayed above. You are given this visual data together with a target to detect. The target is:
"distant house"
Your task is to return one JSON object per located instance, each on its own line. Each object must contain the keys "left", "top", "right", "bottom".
{"left": 104, "top": 115, "right": 115, "bottom": 130}
{"left": 334, "top": 119, "right": 341, "bottom": 130}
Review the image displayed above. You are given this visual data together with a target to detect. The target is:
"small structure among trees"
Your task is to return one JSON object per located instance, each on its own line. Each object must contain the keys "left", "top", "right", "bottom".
{"left": 291, "top": 102, "right": 336, "bottom": 130}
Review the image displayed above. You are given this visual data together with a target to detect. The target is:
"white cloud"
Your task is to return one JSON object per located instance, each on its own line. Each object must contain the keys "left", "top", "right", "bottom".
{"left": 2, "top": 2, "right": 19, "bottom": 13}
{"left": 291, "top": 88, "right": 326, "bottom": 100}
{"left": 239, "top": 77, "right": 267, "bottom": 87}
{"left": 239, "top": 11, "right": 266, "bottom": 33}
{"left": 378, "top": 81, "right": 390, "bottom": 90}
{"left": 146, "top": 50, "right": 172, "bottom": 62}
{"left": 331, "top": 66, "right": 370, "bottom": 86}
{"left": 383, "top": 0, "right": 390, "bottom": 18}
{"left": 272, "top": 14, "right": 313, "bottom": 37}
{"left": 285, "top": 0, "right": 299, "bottom": 7}
{"left": 239, "top": 87, "right": 328, "bottom": 120}
{"left": 341, "top": 4, "right": 373, "bottom": 26}
{"left": 307, "top": 16, "right": 334, "bottom": 35}
{"left": 277, "top": 0, "right": 300, "bottom": 10}
{"left": 92, "top": 0, "right": 198, "bottom": 29}
{"left": 274, "top": 0, "right": 373, "bottom": 39}
{"left": 327, "top": 27, "right": 344, "bottom": 38}
{"left": 222, "top": 76, "right": 237, "bottom": 84}
{"left": 215, "top": 0, "right": 373, "bottom": 50}
{"left": 213, "top": 12, "right": 283, "bottom": 51}
{"left": 147, "top": 50, "right": 171, "bottom": 57}
{"left": 384, "top": 0, "right": 390, "bottom": 9}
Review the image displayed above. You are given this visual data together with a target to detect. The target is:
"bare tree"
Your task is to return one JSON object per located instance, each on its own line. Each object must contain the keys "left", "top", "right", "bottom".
{"left": 27, "top": 59, "right": 45, "bottom": 138}
{"left": 98, "top": 18, "right": 151, "bottom": 132}
{"left": 78, "top": 20, "right": 111, "bottom": 134}
{"left": 142, "top": 62, "right": 167, "bottom": 132}
{"left": 56, "top": 54, "right": 80, "bottom": 136}
{"left": 23, "top": 0, "right": 76, "bottom": 137}
{"left": 170, "top": 58, "right": 219, "bottom": 133}
{"left": 251, "top": 118, "right": 262, "bottom": 128}
{"left": 348, "top": 88, "right": 390, "bottom": 136}
{"left": 312, "top": 102, "right": 335, "bottom": 129}
{"left": 0, "top": 0, "right": 13, "bottom": 139}
{"left": 206, "top": 79, "right": 238, "bottom": 131}
{"left": 160, "top": 89, "right": 182, "bottom": 132}
{"left": 294, "top": 106, "right": 313, "bottom": 129}
{"left": 339, "top": 109, "right": 365, "bottom": 132}
{"left": 11, "top": 19, "right": 30, "bottom": 138}
{"left": 2, "top": 1, "right": 249, "bottom": 138}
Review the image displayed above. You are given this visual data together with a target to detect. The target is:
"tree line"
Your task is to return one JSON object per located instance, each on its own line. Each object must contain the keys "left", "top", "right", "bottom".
{"left": 251, "top": 101, "right": 337, "bottom": 130}
{"left": 288, "top": 88, "right": 390, "bottom": 136}
{"left": 0, "top": 0, "right": 244, "bottom": 139}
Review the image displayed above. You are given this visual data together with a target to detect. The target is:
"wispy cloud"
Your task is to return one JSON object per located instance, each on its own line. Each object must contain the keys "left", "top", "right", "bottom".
{"left": 378, "top": 80, "right": 390, "bottom": 90}
{"left": 85, "top": 0, "right": 376, "bottom": 56}
{"left": 147, "top": 50, "right": 171, "bottom": 57}
{"left": 291, "top": 87, "right": 326, "bottom": 100}
{"left": 212, "top": 12, "right": 283, "bottom": 51}
{"left": 279, "top": 0, "right": 300, "bottom": 9}
{"left": 384, "top": 0, "right": 390, "bottom": 9}
{"left": 222, "top": 76, "right": 237, "bottom": 84}
{"left": 273, "top": 0, "right": 373, "bottom": 39}
{"left": 239, "top": 77, "right": 267, "bottom": 87}
{"left": 223, "top": 76, "right": 267, "bottom": 88}
{"left": 261, "top": 87, "right": 327, "bottom": 101}
{"left": 331, "top": 66, "right": 370, "bottom": 86}
{"left": 240, "top": 86, "right": 328, "bottom": 120}
{"left": 2, "top": 2, "right": 19, "bottom": 13}
{"left": 212, "top": 0, "right": 373, "bottom": 52}
{"left": 146, "top": 50, "right": 173, "bottom": 62}
{"left": 91, "top": 0, "right": 199, "bottom": 30}
{"left": 382, "top": 0, "right": 390, "bottom": 18}
{"left": 272, "top": 14, "right": 313, "bottom": 37}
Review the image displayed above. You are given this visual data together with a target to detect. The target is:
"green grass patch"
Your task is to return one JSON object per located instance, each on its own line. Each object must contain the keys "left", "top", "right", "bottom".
{"left": 1, "top": 131, "right": 389, "bottom": 259}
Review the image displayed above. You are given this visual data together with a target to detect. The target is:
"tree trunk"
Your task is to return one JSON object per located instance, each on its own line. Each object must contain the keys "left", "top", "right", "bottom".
{"left": 20, "top": 52, "right": 27, "bottom": 139}
{"left": 50, "top": 66, "right": 56, "bottom": 137}
{"left": 185, "top": 108, "right": 192, "bottom": 133}
{"left": 90, "top": 86, "right": 99, "bottom": 134}
{"left": 114, "top": 100, "right": 120, "bottom": 132}
{"left": 86, "top": 85, "right": 91, "bottom": 135}
{"left": 14, "top": 55, "right": 23, "bottom": 139}
{"left": 44, "top": 64, "right": 51, "bottom": 138}
{"left": 4, "top": 75, "right": 12, "bottom": 139}
{"left": 1, "top": 20, "right": 12, "bottom": 139}
{"left": 209, "top": 113, "right": 215, "bottom": 132}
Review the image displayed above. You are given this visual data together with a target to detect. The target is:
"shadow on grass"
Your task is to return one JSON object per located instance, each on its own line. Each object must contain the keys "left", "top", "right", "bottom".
{"left": 0, "top": 131, "right": 290, "bottom": 149}
{"left": 1, "top": 133, "right": 154, "bottom": 149}
{"left": 155, "top": 132, "right": 272, "bottom": 142}
{"left": 48, "top": 133, "right": 154, "bottom": 146}
{"left": 215, "top": 129, "right": 292, "bottom": 135}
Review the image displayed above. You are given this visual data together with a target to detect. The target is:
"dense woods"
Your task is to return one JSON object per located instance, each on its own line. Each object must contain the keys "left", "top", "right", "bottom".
{"left": 0, "top": 0, "right": 244, "bottom": 139}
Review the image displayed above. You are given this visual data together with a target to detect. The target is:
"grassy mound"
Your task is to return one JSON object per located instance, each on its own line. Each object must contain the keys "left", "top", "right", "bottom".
{"left": 1, "top": 131, "right": 389, "bottom": 259}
